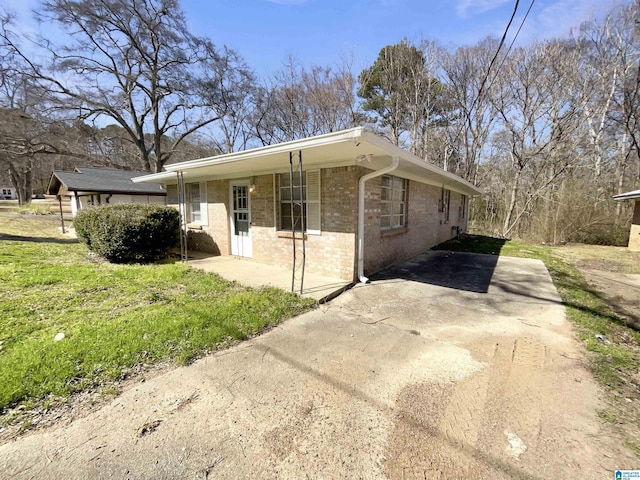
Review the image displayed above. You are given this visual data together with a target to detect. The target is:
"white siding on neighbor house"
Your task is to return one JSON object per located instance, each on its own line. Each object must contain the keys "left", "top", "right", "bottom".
{"left": 1, "top": 187, "right": 17, "bottom": 200}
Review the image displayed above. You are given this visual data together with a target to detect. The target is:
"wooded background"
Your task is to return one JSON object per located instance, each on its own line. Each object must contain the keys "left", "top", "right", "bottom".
{"left": 1, "top": 0, "right": 638, "bottom": 245}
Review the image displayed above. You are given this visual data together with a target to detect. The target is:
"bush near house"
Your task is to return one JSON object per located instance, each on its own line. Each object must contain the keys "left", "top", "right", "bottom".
{"left": 0, "top": 216, "right": 316, "bottom": 417}
{"left": 74, "top": 204, "right": 180, "bottom": 263}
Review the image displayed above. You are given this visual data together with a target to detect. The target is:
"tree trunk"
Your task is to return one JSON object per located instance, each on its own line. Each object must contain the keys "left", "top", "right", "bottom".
{"left": 8, "top": 159, "right": 33, "bottom": 205}
{"left": 615, "top": 132, "right": 629, "bottom": 218}
{"left": 503, "top": 166, "right": 522, "bottom": 237}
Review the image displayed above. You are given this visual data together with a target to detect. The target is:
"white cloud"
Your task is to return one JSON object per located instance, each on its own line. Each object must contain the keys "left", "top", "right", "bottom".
{"left": 514, "top": 0, "right": 626, "bottom": 43}
{"left": 456, "top": 0, "right": 511, "bottom": 17}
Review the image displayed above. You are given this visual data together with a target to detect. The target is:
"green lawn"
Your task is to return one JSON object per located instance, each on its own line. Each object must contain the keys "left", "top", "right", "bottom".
{"left": 0, "top": 219, "right": 315, "bottom": 413}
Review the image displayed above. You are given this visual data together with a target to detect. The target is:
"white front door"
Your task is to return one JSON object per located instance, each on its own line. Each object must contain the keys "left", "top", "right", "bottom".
{"left": 230, "top": 181, "right": 252, "bottom": 258}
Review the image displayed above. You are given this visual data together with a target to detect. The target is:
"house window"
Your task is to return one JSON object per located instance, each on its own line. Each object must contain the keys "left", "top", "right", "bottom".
{"left": 189, "top": 183, "right": 201, "bottom": 223}
{"left": 459, "top": 194, "right": 467, "bottom": 219}
{"left": 380, "top": 175, "right": 407, "bottom": 230}
{"left": 440, "top": 188, "right": 451, "bottom": 223}
{"left": 278, "top": 170, "right": 320, "bottom": 233}
{"left": 186, "top": 182, "right": 207, "bottom": 225}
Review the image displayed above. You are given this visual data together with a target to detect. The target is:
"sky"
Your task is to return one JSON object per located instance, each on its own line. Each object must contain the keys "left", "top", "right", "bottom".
{"left": 179, "top": 0, "right": 627, "bottom": 76}
{"left": 7, "top": 0, "right": 629, "bottom": 77}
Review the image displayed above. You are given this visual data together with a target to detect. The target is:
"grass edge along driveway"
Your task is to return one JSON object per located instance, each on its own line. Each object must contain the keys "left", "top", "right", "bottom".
{"left": 0, "top": 238, "right": 315, "bottom": 415}
{"left": 435, "top": 234, "right": 640, "bottom": 454}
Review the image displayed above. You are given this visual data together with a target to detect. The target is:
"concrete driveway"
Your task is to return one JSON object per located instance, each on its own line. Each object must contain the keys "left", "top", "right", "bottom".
{"left": 0, "top": 251, "right": 634, "bottom": 479}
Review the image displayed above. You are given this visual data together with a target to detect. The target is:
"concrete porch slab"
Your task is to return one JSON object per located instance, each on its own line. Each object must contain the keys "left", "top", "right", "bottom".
{"left": 187, "top": 254, "right": 353, "bottom": 302}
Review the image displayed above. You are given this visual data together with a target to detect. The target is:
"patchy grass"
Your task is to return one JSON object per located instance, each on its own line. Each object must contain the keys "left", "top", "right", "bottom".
{"left": 0, "top": 216, "right": 315, "bottom": 415}
{"left": 436, "top": 234, "right": 640, "bottom": 452}
{"left": 0, "top": 215, "right": 64, "bottom": 237}
{"left": 0, "top": 198, "right": 60, "bottom": 216}
{"left": 16, "top": 203, "right": 54, "bottom": 215}
{"left": 554, "top": 243, "right": 640, "bottom": 274}
{"left": 438, "top": 235, "right": 640, "bottom": 388}
{"left": 432, "top": 234, "right": 508, "bottom": 255}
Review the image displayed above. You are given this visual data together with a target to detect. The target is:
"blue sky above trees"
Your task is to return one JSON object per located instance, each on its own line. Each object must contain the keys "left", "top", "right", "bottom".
{"left": 182, "top": 0, "right": 625, "bottom": 74}
{"left": 7, "top": 0, "right": 627, "bottom": 76}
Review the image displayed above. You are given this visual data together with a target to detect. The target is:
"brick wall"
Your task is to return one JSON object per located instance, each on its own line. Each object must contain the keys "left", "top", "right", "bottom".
{"left": 166, "top": 181, "right": 230, "bottom": 255}
{"left": 630, "top": 200, "right": 640, "bottom": 251}
{"left": 204, "top": 180, "right": 230, "bottom": 255}
{"left": 361, "top": 168, "right": 468, "bottom": 275}
{"left": 166, "top": 166, "right": 470, "bottom": 281}
{"left": 250, "top": 168, "right": 358, "bottom": 281}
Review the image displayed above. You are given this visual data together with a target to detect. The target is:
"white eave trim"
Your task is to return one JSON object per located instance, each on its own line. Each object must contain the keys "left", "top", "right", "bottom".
{"left": 132, "top": 127, "right": 482, "bottom": 196}
{"left": 132, "top": 171, "right": 177, "bottom": 184}
{"left": 360, "top": 130, "right": 481, "bottom": 196}
{"left": 165, "top": 127, "right": 365, "bottom": 171}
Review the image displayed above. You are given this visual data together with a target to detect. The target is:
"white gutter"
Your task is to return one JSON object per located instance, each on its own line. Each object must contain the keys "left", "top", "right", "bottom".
{"left": 164, "top": 127, "right": 364, "bottom": 171}
{"left": 357, "top": 156, "right": 400, "bottom": 284}
{"left": 361, "top": 130, "right": 481, "bottom": 195}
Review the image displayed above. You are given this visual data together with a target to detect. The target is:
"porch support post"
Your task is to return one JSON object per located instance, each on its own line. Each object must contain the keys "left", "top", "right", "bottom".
{"left": 57, "top": 195, "right": 65, "bottom": 234}
{"left": 177, "top": 171, "right": 188, "bottom": 262}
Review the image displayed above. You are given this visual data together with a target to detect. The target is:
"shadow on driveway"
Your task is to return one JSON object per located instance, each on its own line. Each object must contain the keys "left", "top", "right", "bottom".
{"left": 372, "top": 250, "right": 500, "bottom": 294}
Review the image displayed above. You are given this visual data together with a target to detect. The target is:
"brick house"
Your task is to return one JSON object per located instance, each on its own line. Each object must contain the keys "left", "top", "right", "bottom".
{"left": 134, "top": 128, "right": 481, "bottom": 282}
{"left": 614, "top": 189, "right": 640, "bottom": 251}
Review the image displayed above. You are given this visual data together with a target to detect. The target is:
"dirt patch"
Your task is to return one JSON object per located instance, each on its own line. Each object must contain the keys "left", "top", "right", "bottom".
{"left": 580, "top": 269, "right": 640, "bottom": 328}
{"left": 553, "top": 244, "right": 640, "bottom": 274}
{"left": 553, "top": 244, "right": 640, "bottom": 455}
{"left": 554, "top": 243, "right": 640, "bottom": 333}
{"left": 0, "top": 361, "right": 175, "bottom": 447}
{"left": 383, "top": 333, "right": 630, "bottom": 479}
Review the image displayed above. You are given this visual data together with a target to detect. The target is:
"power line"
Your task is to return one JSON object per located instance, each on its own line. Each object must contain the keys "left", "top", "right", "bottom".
{"left": 474, "top": 0, "right": 521, "bottom": 106}
{"left": 494, "top": 0, "right": 537, "bottom": 79}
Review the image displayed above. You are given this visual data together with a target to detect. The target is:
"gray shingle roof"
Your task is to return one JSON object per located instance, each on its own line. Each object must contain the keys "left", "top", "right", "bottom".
{"left": 48, "top": 167, "right": 166, "bottom": 195}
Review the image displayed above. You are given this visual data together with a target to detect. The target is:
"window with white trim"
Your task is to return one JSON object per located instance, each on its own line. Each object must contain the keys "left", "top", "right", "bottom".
{"left": 459, "top": 194, "right": 467, "bottom": 219}
{"left": 440, "top": 188, "right": 451, "bottom": 223}
{"left": 187, "top": 182, "right": 208, "bottom": 225}
{"left": 278, "top": 170, "right": 321, "bottom": 233}
{"left": 380, "top": 175, "right": 407, "bottom": 230}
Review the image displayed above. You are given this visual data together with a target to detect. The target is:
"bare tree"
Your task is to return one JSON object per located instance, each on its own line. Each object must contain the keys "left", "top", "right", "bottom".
{"left": 254, "top": 57, "right": 360, "bottom": 145}
{"left": 491, "top": 42, "right": 581, "bottom": 237}
{"left": 440, "top": 38, "right": 501, "bottom": 180}
{"left": 197, "top": 46, "right": 257, "bottom": 154}
{"left": 2, "top": 0, "right": 252, "bottom": 172}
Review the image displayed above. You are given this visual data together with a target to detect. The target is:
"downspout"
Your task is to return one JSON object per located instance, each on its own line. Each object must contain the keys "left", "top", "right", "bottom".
{"left": 357, "top": 156, "right": 399, "bottom": 283}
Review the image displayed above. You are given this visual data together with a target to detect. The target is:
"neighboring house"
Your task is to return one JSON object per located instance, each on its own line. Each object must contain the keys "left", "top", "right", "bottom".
{"left": 134, "top": 127, "right": 482, "bottom": 282}
{"left": 614, "top": 189, "right": 640, "bottom": 251}
{"left": 0, "top": 186, "right": 17, "bottom": 200}
{"left": 47, "top": 166, "right": 166, "bottom": 217}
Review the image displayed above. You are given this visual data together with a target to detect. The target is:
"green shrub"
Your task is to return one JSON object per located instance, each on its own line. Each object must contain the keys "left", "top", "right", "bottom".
{"left": 73, "top": 204, "right": 180, "bottom": 263}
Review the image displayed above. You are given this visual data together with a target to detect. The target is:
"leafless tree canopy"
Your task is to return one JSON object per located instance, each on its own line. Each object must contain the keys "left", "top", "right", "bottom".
{"left": 0, "top": 0, "right": 638, "bottom": 244}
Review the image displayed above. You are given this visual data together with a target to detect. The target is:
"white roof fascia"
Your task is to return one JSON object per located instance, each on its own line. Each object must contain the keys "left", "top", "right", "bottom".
{"left": 164, "top": 127, "right": 365, "bottom": 172}
{"left": 133, "top": 127, "right": 482, "bottom": 196}
{"left": 132, "top": 171, "right": 177, "bottom": 184}
{"left": 360, "top": 130, "right": 482, "bottom": 195}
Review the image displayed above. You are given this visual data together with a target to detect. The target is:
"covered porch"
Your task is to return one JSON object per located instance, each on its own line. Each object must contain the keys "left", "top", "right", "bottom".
{"left": 188, "top": 253, "right": 353, "bottom": 302}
